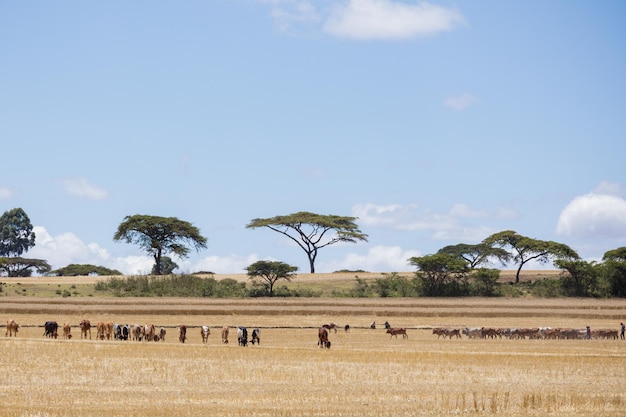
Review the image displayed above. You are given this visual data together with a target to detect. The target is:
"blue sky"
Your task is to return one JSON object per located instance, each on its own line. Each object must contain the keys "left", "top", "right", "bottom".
{"left": 1, "top": 1, "right": 625, "bottom": 275}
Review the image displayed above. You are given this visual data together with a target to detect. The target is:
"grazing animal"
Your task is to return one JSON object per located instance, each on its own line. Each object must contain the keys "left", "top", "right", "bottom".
{"left": 79, "top": 319, "right": 91, "bottom": 339}
{"left": 113, "top": 324, "right": 121, "bottom": 340}
{"left": 370, "top": 322, "right": 376, "bottom": 329}
{"left": 384, "top": 321, "right": 391, "bottom": 329}
{"left": 386, "top": 327, "right": 408, "bottom": 339}
{"left": 237, "top": 326, "right": 248, "bottom": 347}
{"left": 63, "top": 323, "right": 72, "bottom": 339}
{"left": 344, "top": 324, "right": 350, "bottom": 332}
{"left": 178, "top": 325, "right": 187, "bottom": 343}
{"left": 221, "top": 326, "right": 229, "bottom": 344}
{"left": 200, "top": 326, "right": 210, "bottom": 343}
{"left": 43, "top": 321, "right": 59, "bottom": 339}
{"left": 144, "top": 324, "right": 155, "bottom": 342}
{"left": 133, "top": 325, "right": 143, "bottom": 341}
{"left": 5, "top": 319, "right": 19, "bottom": 337}
{"left": 104, "top": 322, "right": 113, "bottom": 340}
{"left": 323, "top": 323, "right": 338, "bottom": 333}
{"left": 159, "top": 327, "right": 166, "bottom": 342}
{"left": 318, "top": 327, "right": 331, "bottom": 349}
{"left": 96, "top": 322, "right": 106, "bottom": 340}
{"left": 251, "top": 328, "right": 260, "bottom": 345}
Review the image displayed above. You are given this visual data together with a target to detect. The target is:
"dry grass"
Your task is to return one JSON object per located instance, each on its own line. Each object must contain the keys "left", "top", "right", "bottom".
{"left": 1, "top": 272, "right": 625, "bottom": 416}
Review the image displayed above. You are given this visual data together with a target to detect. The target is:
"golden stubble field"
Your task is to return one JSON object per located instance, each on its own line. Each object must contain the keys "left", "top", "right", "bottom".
{"left": 1, "top": 273, "right": 625, "bottom": 417}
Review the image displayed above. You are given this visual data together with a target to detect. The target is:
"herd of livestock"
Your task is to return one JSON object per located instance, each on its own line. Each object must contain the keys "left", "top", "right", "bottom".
{"left": 4, "top": 319, "right": 625, "bottom": 348}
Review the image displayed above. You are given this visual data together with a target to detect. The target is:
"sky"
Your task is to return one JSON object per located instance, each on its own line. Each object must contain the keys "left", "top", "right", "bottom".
{"left": 1, "top": 1, "right": 625, "bottom": 275}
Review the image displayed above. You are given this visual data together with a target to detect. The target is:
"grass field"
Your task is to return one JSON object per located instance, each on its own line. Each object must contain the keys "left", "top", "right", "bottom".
{"left": 1, "top": 272, "right": 625, "bottom": 416}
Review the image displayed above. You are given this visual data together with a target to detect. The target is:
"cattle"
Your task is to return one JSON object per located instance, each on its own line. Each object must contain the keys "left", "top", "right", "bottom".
{"left": 433, "top": 328, "right": 461, "bottom": 339}
{"left": 344, "top": 324, "right": 350, "bottom": 332}
{"left": 79, "top": 319, "right": 91, "bottom": 339}
{"left": 221, "top": 326, "right": 229, "bottom": 344}
{"left": 386, "top": 327, "right": 408, "bottom": 339}
{"left": 178, "top": 325, "right": 187, "bottom": 343}
{"left": 481, "top": 327, "right": 498, "bottom": 339}
{"left": 133, "top": 325, "right": 143, "bottom": 341}
{"left": 159, "top": 327, "right": 166, "bottom": 342}
{"left": 318, "top": 327, "right": 331, "bottom": 349}
{"left": 237, "top": 326, "right": 248, "bottom": 347}
{"left": 462, "top": 327, "right": 483, "bottom": 339}
{"left": 5, "top": 319, "right": 19, "bottom": 337}
{"left": 144, "top": 324, "right": 155, "bottom": 342}
{"left": 384, "top": 321, "right": 391, "bottom": 329}
{"left": 432, "top": 328, "right": 446, "bottom": 339}
{"left": 251, "top": 328, "right": 260, "bottom": 345}
{"left": 113, "top": 324, "right": 121, "bottom": 340}
{"left": 96, "top": 322, "right": 106, "bottom": 340}
{"left": 322, "top": 323, "right": 338, "bottom": 333}
{"left": 105, "top": 322, "right": 114, "bottom": 340}
{"left": 370, "top": 322, "right": 376, "bottom": 329}
{"left": 43, "top": 321, "right": 58, "bottom": 339}
{"left": 63, "top": 323, "right": 72, "bottom": 340}
{"left": 200, "top": 326, "right": 210, "bottom": 343}
{"left": 592, "top": 329, "right": 619, "bottom": 339}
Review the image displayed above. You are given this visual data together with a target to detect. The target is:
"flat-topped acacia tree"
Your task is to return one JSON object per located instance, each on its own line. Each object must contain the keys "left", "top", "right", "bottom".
{"left": 246, "top": 211, "right": 368, "bottom": 273}
{"left": 113, "top": 214, "right": 207, "bottom": 275}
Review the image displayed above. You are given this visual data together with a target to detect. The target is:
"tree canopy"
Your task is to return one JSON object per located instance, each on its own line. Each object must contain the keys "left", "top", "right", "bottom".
{"left": 245, "top": 260, "right": 298, "bottom": 296}
{"left": 0, "top": 257, "right": 51, "bottom": 277}
{"left": 437, "top": 243, "right": 511, "bottom": 269}
{"left": 113, "top": 214, "right": 207, "bottom": 275}
{"left": 50, "top": 264, "right": 123, "bottom": 276}
{"left": 0, "top": 208, "right": 36, "bottom": 257}
{"left": 246, "top": 212, "right": 368, "bottom": 273}
{"left": 408, "top": 253, "right": 469, "bottom": 296}
{"left": 483, "top": 230, "right": 579, "bottom": 283}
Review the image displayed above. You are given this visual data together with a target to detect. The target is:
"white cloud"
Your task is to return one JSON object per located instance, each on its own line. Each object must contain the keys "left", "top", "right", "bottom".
{"left": 593, "top": 181, "right": 625, "bottom": 197}
{"left": 266, "top": 0, "right": 321, "bottom": 32}
{"left": 556, "top": 192, "right": 626, "bottom": 239}
{"left": 59, "top": 177, "right": 108, "bottom": 200}
{"left": 444, "top": 93, "right": 477, "bottom": 111}
{"left": 324, "top": 0, "right": 465, "bottom": 40}
{"left": 320, "top": 245, "right": 420, "bottom": 272}
{"left": 187, "top": 253, "right": 262, "bottom": 275}
{"left": 352, "top": 202, "right": 494, "bottom": 242}
{"left": 0, "top": 187, "right": 13, "bottom": 200}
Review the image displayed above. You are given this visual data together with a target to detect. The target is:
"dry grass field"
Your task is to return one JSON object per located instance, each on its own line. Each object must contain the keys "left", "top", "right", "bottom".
{"left": 1, "top": 272, "right": 625, "bottom": 416}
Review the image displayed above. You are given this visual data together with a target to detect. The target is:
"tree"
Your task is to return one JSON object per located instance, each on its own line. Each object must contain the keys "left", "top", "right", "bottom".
{"left": 483, "top": 230, "right": 579, "bottom": 284}
{"left": 0, "top": 208, "right": 36, "bottom": 257}
{"left": 602, "top": 247, "right": 626, "bottom": 297}
{"left": 0, "top": 257, "right": 51, "bottom": 277}
{"left": 151, "top": 256, "right": 178, "bottom": 275}
{"left": 245, "top": 260, "right": 298, "bottom": 296}
{"left": 554, "top": 259, "right": 599, "bottom": 297}
{"left": 49, "top": 264, "right": 123, "bottom": 276}
{"left": 408, "top": 253, "right": 469, "bottom": 296}
{"left": 472, "top": 268, "right": 500, "bottom": 296}
{"left": 113, "top": 215, "right": 207, "bottom": 275}
{"left": 246, "top": 212, "right": 368, "bottom": 273}
{"left": 437, "top": 243, "right": 511, "bottom": 269}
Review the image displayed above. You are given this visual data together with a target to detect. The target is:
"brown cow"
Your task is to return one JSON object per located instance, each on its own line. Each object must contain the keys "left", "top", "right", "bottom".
{"left": 96, "top": 322, "right": 106, "bottom": 340}
{"left": 79, "top": 319, "right": 92, "bottom": 339}
{"left": 179, "top": 325, "right": 187, "bottom": 343}
{"left": 105, "top": 322, "right": 114, "bottom": 340}
{"left": 5, "top": 319, "right": 19, "bottom": 337}
{"left": 201, "top": 326, "right": 210, "bottom": 343}
{"left": 318, "top": 327, "right": 331, "bottom": 349}
{"left": 221, "top": 326, "right": 229, "bottom": 344}
{"left": 133, "top": 325, "right": 143, "bottom": 341}
{"left": 386, "top": 327, "right": 408, "bottom": 339}
{"left": 144, "top": 324, "right": 155, "bottom": 342}
{"left": 322, "top": 322, "right": 338, "bottom": 333}
{"left": 63, "top": 323, "right": 72, "bottom": 339}
{"left": 159, "top": 327, "right": 166, "bottom": 342}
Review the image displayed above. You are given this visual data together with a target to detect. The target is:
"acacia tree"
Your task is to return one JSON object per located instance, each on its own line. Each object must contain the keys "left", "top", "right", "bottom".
{"left": 245, "top": 260, "right": 298, "bottom": 296}
{"left": 246, "top": 212, "right": 368, "bottom": 273}
{"left": 602, "top": 247, "right": 626, "bottom": 297}
{"left": 408, "top": 253, "right": 469, "bottom": 296}
{"left": 483, "top": 230, "right": 579, "bottom": 283}
{"left": 437, "top": 243, "right": 511, "bottom": 269}
{"left": 113, "top": 215, "right": 207, "bottom": 275}
{"left": 554, "top": 259, "right": 599, "bottom": 297}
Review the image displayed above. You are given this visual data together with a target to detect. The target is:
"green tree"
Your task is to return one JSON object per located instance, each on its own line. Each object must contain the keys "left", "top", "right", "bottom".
{"left": 245, "top": 260, "right": 298, "bottom": 296}
{"left": 437, "top": 243, "right": 511, "bottom": 269}
{"left": 50, "top": 264, "right": 123, "bottom": 276}
{"left": 554, "top": 259, "right": 599, "bottom": 297}
{"left": 113, "top": 215, "right": 207, "bottom": 275}
{"left": 246, "top": 212, "right": 368, "bottom": 273}
{"left": 408, "top": 253, "right": 469, "bottom": 296}
{"left": 602, "top": 247, "right": 626, "bottom": 297}
{"left": 0, "top": 208, "right": 36, "bottom": 257}
{"left": 0, "top": 257, "right": 51, "bottom": 277}
{"left": 472, "top": 268, "right": 500, "bottom": 296}
{"left": 483, "top": 230, "right": 579, "bottom": 283}
{"left": 151, "top": 256, "right": 178, "bottom": 275}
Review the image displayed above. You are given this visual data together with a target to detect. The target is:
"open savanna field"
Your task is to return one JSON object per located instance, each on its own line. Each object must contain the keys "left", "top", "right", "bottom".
{"left": 1, "top": 272, "right": 626, "bottom": 416}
